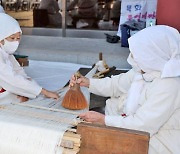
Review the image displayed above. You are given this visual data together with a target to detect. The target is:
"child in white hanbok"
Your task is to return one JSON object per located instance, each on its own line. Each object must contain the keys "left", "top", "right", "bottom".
{"left": 0, "top": 13, "right": 59, "bottom": 104}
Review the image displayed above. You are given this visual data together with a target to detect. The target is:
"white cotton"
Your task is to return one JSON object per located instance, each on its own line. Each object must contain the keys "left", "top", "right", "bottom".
{"left": 96, "top": 60, "right": 107, "bottom": 72}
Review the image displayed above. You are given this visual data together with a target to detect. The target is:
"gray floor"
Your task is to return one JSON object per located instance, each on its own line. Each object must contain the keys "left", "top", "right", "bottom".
{"left": 21, "top": 27, "right": 118, "bottom": 38}
{"left": 18, "top": 28, "right": 131, "bottom": 69}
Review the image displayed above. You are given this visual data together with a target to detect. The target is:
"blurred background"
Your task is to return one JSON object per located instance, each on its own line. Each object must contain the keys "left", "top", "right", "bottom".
{"left": 0, "top": 0, "right": 121, "bottom": 30}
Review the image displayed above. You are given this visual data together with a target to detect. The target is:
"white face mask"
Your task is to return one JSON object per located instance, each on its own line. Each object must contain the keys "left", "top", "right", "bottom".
{"left": 0, "top": 39, "right": 19, "bottom": 54}
{"left": 127, "top": 53, "right": 141, "bottom": 72}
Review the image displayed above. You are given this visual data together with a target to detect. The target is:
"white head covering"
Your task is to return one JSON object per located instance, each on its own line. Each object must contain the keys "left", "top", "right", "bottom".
{"left": 0, "top": 13, "right": 22, "bottom": 67}
{"left": 0, "top": 13, "right": 22, "bottom": 41}
{"left": 128, "top": 25, "right": 180, "bottom": 78}
{"left": 124, "top": 25, "right": 180, "bottom": 116}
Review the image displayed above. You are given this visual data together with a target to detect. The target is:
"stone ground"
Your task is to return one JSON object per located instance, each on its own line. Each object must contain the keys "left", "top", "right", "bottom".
{"left": 18, "top": 28, "right": 130, "bottom": 69}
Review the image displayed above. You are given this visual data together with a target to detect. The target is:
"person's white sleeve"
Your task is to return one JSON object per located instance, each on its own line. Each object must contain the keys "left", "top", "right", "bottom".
{"left": 88, "top": 69, "right": 135, "bottom": 97}
{"left": 0, "top": 56, "right": 42, "bottom": 99}
{"left": 105, "top": 78, "right": 180, "bottom": 136}
{"left": 9, "top": 55, "right": 29, "bottom": 78}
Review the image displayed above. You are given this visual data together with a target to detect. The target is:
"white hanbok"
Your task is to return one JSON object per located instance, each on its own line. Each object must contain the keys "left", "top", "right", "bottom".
{"left": 89, "top": 25, "right": 180, "bottom": 154}
{"left": 0, "top": 49, "right": 42, "bottom": 104}
{"left": 89, "top": 69, "right": 180, "bottom": 154}
{"left": 0, "top": 13, "right": 42, "bottom": 104}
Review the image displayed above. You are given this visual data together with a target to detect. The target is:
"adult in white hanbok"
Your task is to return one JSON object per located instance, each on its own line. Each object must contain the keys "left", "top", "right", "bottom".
{"left": 0, "top": 13, "right": 59, "bottom": 104}
{"left": 70, "top": 25, "right": 180, "bottom": 154}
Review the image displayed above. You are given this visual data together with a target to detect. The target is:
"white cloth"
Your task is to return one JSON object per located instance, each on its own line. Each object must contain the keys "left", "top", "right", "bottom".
{"left": 24, "top": 60, "right": 90, "bottom": 91}
{"left": 0, "top": 49, "right": 42, "bottom": 101}
{"left": 0, "top": 13, "right": 22, "bottom": 41}
{"left": 89, "top": 69, "right": 180, "bottom": 154}
{"left": 0, "top": 6, "right": 5, "bottom": 13}
{"left": 128, "top": 25, "right": 180, "bottom": 78}
{"left": 95, "top": 60, "right": 107, "bottom": 72}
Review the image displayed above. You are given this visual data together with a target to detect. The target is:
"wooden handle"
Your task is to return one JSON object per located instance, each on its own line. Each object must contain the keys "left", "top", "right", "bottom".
{"left": 99, "top": 52, "right": 103, "bottom": 60}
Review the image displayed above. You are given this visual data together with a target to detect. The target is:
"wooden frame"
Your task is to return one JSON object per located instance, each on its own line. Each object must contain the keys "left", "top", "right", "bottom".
{"left": 77, "top": 123, "right": 150, "bottom": 154}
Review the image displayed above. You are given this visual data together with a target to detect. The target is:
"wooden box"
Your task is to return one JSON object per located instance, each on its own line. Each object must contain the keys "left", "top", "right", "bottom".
{"left": 77, "top": 123, "right": 150, "bottom": 154}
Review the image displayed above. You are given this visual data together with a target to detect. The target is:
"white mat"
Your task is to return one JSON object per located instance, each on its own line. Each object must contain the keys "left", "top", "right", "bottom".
{"left": 24, "top": 60, "right": 91, "bottom": 91}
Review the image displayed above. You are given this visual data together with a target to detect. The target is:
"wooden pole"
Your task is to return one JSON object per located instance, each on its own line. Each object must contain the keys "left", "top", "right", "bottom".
{"left": 62, "top": 0, "right": 67, "bottom": 37}
{"left": 99, "top": 52, "right": 103, "bottom": 61}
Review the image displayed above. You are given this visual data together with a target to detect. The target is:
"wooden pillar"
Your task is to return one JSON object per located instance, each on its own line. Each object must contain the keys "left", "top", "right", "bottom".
{"left": 61, "top": 0, "right": 67, "bottom": 37}
{"left": 156, "top": 0, "right": 180, "bottom": 31}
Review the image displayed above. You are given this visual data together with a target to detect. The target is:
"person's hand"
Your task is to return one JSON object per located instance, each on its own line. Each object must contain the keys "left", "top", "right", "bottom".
{"left": 17, "top": 95, "right": 29, "bottom": 102}
{"left": 69, "top": 74, "right": 90, "bottom": 88}
{"left": 41, "top": 88, "right": 59, "bottom": 100}
{"left": 79, "top": 111, "right": 105, "bottom": 125}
